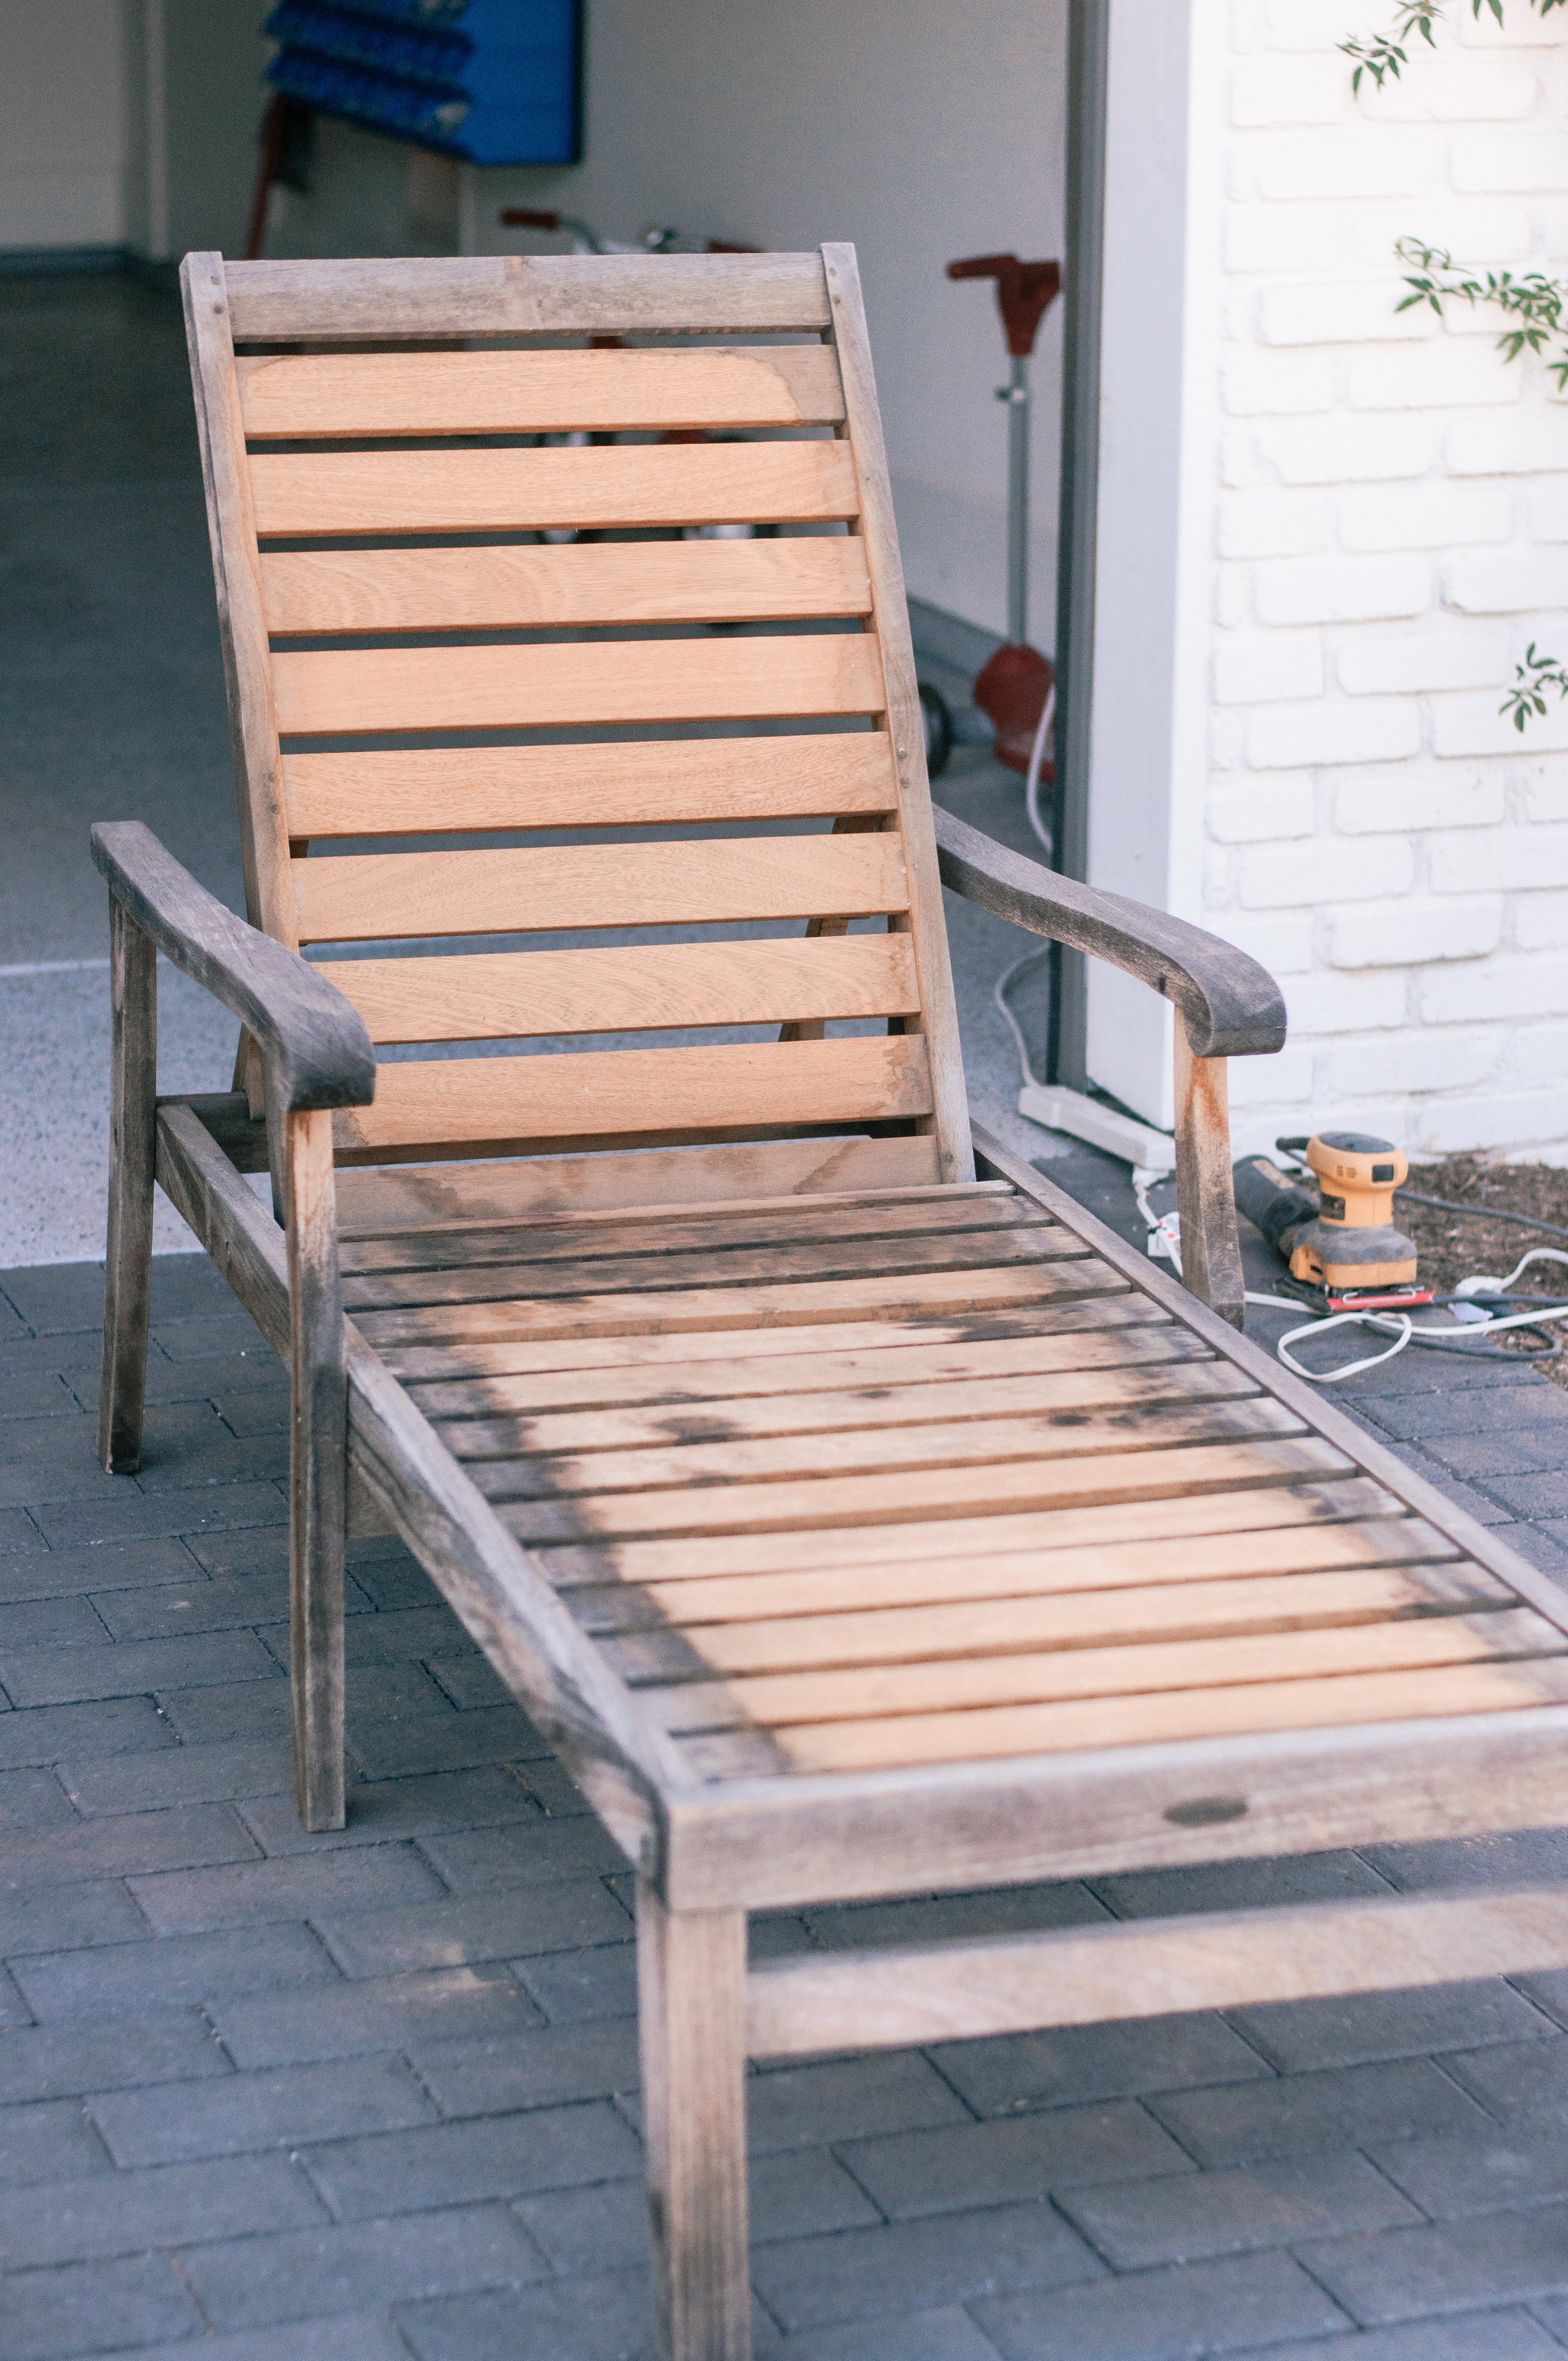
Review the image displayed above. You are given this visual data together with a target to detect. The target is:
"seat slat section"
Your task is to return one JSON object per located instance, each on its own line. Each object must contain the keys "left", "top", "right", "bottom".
{"left": 469, "top": 1398, "right": 1301, "bottom": 1507}
{"left": 320, "top": 933, "right": 918, "bottom": 1046}
{"left": 334, "top": 1034, "right": 932, "bottom": 1160}
{"left": 274, "top": 634, "right": 885, "bottom": 738}
{"left": 293, "top": 833, "right": 908, "bottom": 943}
{"left": 352, "top": 1255, "right": 1135, "bottom": 1350}
{"left": 648, "top": 1606, "right": 1564, "bottom": 1739}
{"left": 280, "top": 735, "right": 899, "bottom": 839}
{"left": 262, "top": 539, "right": 872, "bottom": 635}
{"left": 532, "top": 1476, "right": 1405, "bottom": 1590}
{"left": 565, "top": 1517, "right": 1462, "bottom": 1637}
{"left": 680, "top": 1653, "right": 1568, "bottom": 1780}
{"left": 224, "top": 251, "right": 834, "bottom": 342}
{"left": 239, "top": 345, "right": 846, "bottom": 438}
{"left": 438, "top": 1357, "right": 1254, "bottom": 1462}
{"left": 494, "top": 1435, "right": 1356, "bottom": 1546}
{"left": 610, "top": 1563, "right": 1512, "bottom": 1688}
{"left": 344, "top": 1189, "right": 1043, "bottom": 1273}
{"left": 251, "top": 440, "right": 859, "bottom": 538}
{"left": 340, "top": 1210, "right": 1076, "bottom": 1312}
{"left": 403, "top": 1313, "right": 1198, "bottom": 1416}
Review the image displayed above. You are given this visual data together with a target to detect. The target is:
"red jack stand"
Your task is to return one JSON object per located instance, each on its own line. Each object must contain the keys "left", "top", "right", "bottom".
{"left": 946, "top": 253, "right": 1062, "bottom": 778}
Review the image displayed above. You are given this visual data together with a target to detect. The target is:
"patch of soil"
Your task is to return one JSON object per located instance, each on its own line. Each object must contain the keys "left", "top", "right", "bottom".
{"left": 1397, "top": 1155, "right": 1568, "bottom": 1387}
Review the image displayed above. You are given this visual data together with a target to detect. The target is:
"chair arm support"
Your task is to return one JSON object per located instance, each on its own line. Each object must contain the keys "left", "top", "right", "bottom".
{"left": 91, "top": 822, "right": 375, "bottom": 1113}
{"left": 932, "top": 805, "right": 1286, "bottom": 1060}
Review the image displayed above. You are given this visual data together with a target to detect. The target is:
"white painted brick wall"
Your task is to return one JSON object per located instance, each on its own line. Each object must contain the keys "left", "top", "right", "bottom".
{"left": 1205, "top": 0, "right": 1568, "bottom": 1159}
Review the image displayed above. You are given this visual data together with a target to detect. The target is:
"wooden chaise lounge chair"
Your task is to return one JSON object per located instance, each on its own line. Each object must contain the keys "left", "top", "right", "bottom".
{"left": 93, "top": 246, "right": 1568, "bottom": 2360}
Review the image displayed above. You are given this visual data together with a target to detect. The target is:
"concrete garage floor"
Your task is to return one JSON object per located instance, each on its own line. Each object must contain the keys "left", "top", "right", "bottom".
{"left": 10, "top": 267, "right": 1568, "bottom": 2361}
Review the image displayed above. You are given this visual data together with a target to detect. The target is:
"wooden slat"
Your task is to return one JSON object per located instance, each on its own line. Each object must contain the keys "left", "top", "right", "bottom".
{"left": 280, "top": 734, "right": 899, "bottom": 841}
{"left": 406, "top": 1313, "right": 1197, "bottom": 1421}
{"left": 345, "top": 1188, "right": 1037, "bottom": 1275}
{"left": 320, "top": 933, "right": 917, "bottom": 1047}
{"left": 613, "top": 1563, "right": 1510, "bottom": 1690}
{"left": 239, "top": 344, "right": 845, "bottom": 438}
{"left": 746, "top": 1884, "right": 1568, "bottom": 2057}
{"left": 568, "top": 1517, "right": 1461, "bottom": 1638}
{"left": 682, "top": 1652, "right": 1568, "bottom": 1781}
{"left": 650, "top": 1605, "right": 1564, "bottom": 1741}
{"left": 441, "top": 1357, "right": 1256, "bottom": 1464}
{"left": 471, "top": 1398, "right": 1300, "bottom": 1508}
{"left": 536, "top": 1476, "right": 1404, "bottom": 1591}
{"left": 342, "top": 1218, "right": 1081, "bottom": 1313}
{"left": 334, "top": 1134, "right": 941, "bottom": 1234}
{"left": 250, "top": 439, "right": 858, "bottom": 538}
{"left": 497, "top": 1434, "right": 1352, "bottom": 1549}
{"left": 334, "top": 1035, "right": 931, "bottom": 1161}
{"left": 354, "top": 1255, "right": 1133, "bottom": 1352}
{"left": 294, "top": 832, "right": 907, "bottom": 944}
{"left": 274, "top": 632, "right": 885, "bottom": 740}
{"left": 262, "top": 537, "right": 871, "bottom": 636}
{"left": 223, "top": 252, "right": 834, "bottom": 341}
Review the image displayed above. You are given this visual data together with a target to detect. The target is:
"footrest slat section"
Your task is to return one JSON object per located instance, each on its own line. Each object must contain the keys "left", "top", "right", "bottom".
{"left": 745, "top": 1884, "right": 1568, "bottom": 2057}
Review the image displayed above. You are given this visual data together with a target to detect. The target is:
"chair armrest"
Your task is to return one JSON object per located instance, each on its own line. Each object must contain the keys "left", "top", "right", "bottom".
{"left": 91, "top": 822, "right": 375, "bottom": 1112}
{"left": 932, "top": 805, "right": 1286, "bottom": 1059}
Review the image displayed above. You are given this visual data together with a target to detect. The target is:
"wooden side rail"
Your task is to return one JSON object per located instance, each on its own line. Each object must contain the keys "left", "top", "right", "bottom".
{"left": 933, "top": 807, "right": 1286, "bottom": 1329}
{"left": 91, "top": 825, "right": 376, "bottom": 1834}
{"left": 746, "top": 1884, "right": 1568, "bottom": 2059}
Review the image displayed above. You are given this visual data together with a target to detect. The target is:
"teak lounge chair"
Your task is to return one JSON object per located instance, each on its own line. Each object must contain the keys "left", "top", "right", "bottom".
{"left": 93, "top": 247, "right": 1568, "bottom": 2360}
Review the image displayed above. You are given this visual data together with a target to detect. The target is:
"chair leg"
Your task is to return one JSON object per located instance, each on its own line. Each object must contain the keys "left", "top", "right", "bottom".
{"left": 99, "top": 901, "right": 157, "bottom": 1475}
{"left": 636, "top": 1880, "right": 751, "bottom": 2361}
{"left": 282, "top": 1108, "right": 347, "bottom": 1833}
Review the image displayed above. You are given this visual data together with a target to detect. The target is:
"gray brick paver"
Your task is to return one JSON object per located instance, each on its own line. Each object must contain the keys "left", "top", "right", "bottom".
{"left": 0, "top": 1800, "right": 261, "bottom": 1888}
{"left": 1369, "top": 2125, "right": 1568, "bottom": 2219}
{"left": 839, "top": 2102, "right": 1195, "bottom": 2220}
{"left": 233, "top": 1763, "right": 541, "bottom": 1855}
{"left": 972, "top": 2249, "right": 1352, "bottom": 2360}
{"left": 210, "top": 1963, "right": 541, "bottom": 2067}
{"left": 0, "top": 1877, "right": 149, "bottom": 1958}
{"left": 750, "top": 2202, "right": 1103, "bottom": 2332}
{"left": 1148, "top": 2055, "right": 1500, "bottom": 2166}
{"left": 0, "top": 1538, "right": 199, "bottom": 1605}
{"left": 1056, "top": 2148, "right": 1422, "bottom": 2268}
{"left": 928, "top": 2010, "right": 1271, "bottom": 2116}
{"left": 0, "top": 2100, "right": 114, "bottom": 2187}
{"left": 1266, "top": 2317, "right": 1567, "bottom": 2360}
{"left": 1226, "top": 1976, "right": 1559, "bottom": 2072}
{"left": 59, "top": 1735, "right": 293, "bottom": 1814}
{"left": 407, "top": 2015, "right": 639, "bottom": 2116}
{"left": 11, "top": 1921, "right": 342, "bottom": 2020}
{"left": 1302, "top": 2199, "right": 1568, "bottom": 2327}
{"left": 301, "top": 2101, "right": 644, "bottom": 2217}
{"left": 314, "top": 1878, "right": 632, "bottom": 1976}
{"left": 0, "top": 2007, "right": 229, "bottom": 2105}
{"left": 0, "top": 2151, "right": 326, "bottom": 2270}
{"left": 88, "top": 2053, "right": 438, "bottom": 2166}
{"left": 176, "top": 2202, "right": 549, "bottom": 2332}
{"left": 0, "top": 1630, "right": 281, "bottom": 1709}
{"left": 0, "top": 2251, "right": 203, "bottom": 2361}
{"left": 115, "top": 2321, "right": 414, "bottom": 2361}
{"left": 128, "top": 1838, "right": 447, "bottom": 1933}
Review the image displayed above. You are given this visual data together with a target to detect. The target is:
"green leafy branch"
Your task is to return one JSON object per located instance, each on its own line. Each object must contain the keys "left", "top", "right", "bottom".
{"left": 1342, "top": 0, "right": 1562, "bottom": 91}
{"left": 1396, "top": 237, "right": 1568, "bottom": 383}
{"left": 1504, "top": 645, "right": 1568, "bottom": 730}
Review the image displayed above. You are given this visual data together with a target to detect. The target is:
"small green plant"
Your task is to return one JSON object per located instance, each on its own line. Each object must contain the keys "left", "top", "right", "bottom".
{"left": 1395, "top": 238, "right": 1568, "bottom": 383}
{"left": 1503, "top": 644, "right": 1568, "bottom": 728}
{"left": 1343, "top": 0, "right": 1568, "bottom": 724}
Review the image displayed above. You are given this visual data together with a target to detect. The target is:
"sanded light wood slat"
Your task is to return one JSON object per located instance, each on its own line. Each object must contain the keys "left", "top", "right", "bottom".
{"left": 342, "top": 1216, "right": 1079, "bottom": 1309}
{"left": 344, "top": 1187, "right": 1040, "bottom": 1275}
{"left": 496, "top": 1433, "right": 1351, "bottom": 1550}
{"left": 745, "top": 1883, "right": 1568, "bottom": 2056}
{"left": 538, "top": 1475, "right": 1401, "bottom": 1591}
{"left": 281, "top": 735, "right": 900, "bottom": 841}
{"left": 262, "top": 538, "right": 872, "bottom": 636}
{"left": 224, "top": 251, "right": 834, "bottom": 341}
{"left": 353, "top": 1255, "right": 1134, "bottom": 1352}
{"left": 333, "top": 1034, "right": 932, "bottom": 1160}
{"left": 334, "top": 1136, "right": 941, "bottom": 1237}
{"left": 275, "top": 630, "right": 884, "bottom": 740}
{"left": 293, "top": 832, "right": 908, "bottom": 944}
{"left": 250, "top": 440, "right": 859, "bottom": 538}
{"left": 566, "top": 1517, "right": 1461, "bottom": 1637}
{"left": 265, "top": 542, "right": 869, "bottom": 640}
{"left": 344, "top": 1223, "right": 1081, "bottom": 1316}
{"left": 377, "top": 1295, "right": 1165, "bottom": 1384}
{"left": 321, "top": 934, "right": 918, "bottom": 1048}
{"left": 238, "top": 344, "right": 846, "bottom": 438}
{"left": 611, "top": 1563, "right": 1511, "bottom": 1689}
{"left": 682, "top": 1652, "right": 1568, "bottom": 1782}
{"left": 470, "top": 1398, "right": 1300, "bottom": 1507}
{"left": 440, "top": 1357, "right": 1256, "bottom": 1463}
{"left": 406, "top": 1312, "right": 1199, "bottom": 1419}
{"left": 649, "top": 1604, "right": 1563, "bottom": 1741}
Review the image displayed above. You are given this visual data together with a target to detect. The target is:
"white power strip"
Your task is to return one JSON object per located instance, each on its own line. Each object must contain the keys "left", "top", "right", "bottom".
{"left": 1017, "top": 1082, "right": 1178, "bottom": 1172}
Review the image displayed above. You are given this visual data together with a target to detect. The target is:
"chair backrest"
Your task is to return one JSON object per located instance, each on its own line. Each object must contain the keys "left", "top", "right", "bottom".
{"left": 182, "top": 246, "right": 972, "bottom": 1209}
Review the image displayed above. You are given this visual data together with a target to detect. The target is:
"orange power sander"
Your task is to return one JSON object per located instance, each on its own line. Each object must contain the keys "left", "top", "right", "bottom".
{"left": 1232, "top": 1132, "right": 1432, "bottom": 1313}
